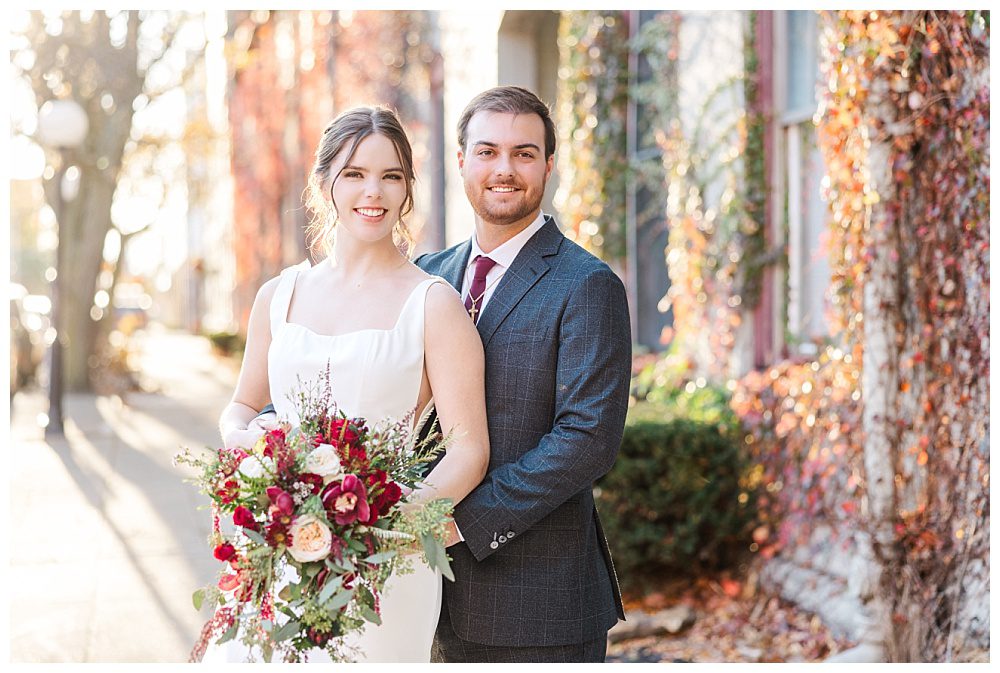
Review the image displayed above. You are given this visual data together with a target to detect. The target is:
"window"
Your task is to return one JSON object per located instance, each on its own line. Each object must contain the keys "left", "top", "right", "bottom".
{"left": 775, "top": 10, "right": 831, "bottom": 356}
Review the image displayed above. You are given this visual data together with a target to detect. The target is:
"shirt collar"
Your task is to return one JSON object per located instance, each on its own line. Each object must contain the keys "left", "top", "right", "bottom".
{"left": 469, "top": 211, "right": 547, "bottom": 270}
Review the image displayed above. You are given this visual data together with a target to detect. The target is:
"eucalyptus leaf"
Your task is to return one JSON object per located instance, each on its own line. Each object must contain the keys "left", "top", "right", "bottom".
{"left": 356, "top": 584, "right": 375, "bottom": 609}
{"left": 217, "top": 622, "right": 239, "bottom": 644}
{"left": 359, "top": 604, "right": 382, "bottom": 626}
{"left": 272, "top": 620, "right": 301, "bottom": 642}
{"left": 192, "top": 588, "right": 205, "bottom": 611}
{"left": 278, "top": 585, "right": 292, "bottom": 602}
{"left": 242, "top": 528, "right": 266, "bottom": 546}
{"left": 326, "top": 587, "right": 355, "bottom": 612}
{"left": 363, "top": 550, "right": 397, "bottom": 564}
{"left": 318, "top": 577, "right": 339, "bottom": 605}
{"left": 422, "top": 533, "right": 455, "bottom": 582}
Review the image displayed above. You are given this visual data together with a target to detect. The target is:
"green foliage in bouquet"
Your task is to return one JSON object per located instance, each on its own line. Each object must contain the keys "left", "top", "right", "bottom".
{"left": 596, "top": 394, "right": 755, "bottom": 593}
{"left": 175, "top": 366, "right": 454, "bottom": 663}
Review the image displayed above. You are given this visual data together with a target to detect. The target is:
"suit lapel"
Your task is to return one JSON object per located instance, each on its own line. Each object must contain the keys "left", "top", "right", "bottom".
{"left": 475, "top": 216, "right": 564, "bottom": 347}
{"left": 440, "top": 240, "right": 472, "bottom": 293}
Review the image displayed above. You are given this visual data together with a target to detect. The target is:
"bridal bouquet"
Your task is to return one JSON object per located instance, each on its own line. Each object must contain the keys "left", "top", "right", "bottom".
{"left": 176, "top": 369, "right": 453, "bottom": 663}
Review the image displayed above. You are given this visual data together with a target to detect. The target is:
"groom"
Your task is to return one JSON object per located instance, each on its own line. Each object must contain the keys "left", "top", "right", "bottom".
{"left": 415, "top": 86, "right": 631, "bottom": 662}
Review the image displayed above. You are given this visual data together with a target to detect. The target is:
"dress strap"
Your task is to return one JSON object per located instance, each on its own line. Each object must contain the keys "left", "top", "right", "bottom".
{"left": 269, "top": 260, "right": 310, "bottom": 336}
{"left": 398, "top": 277, "right": 447, "bottom": 333}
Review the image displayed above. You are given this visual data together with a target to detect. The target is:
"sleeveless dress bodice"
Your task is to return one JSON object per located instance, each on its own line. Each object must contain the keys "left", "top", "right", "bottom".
{"left": 268, "top": 260, "right": 441, "bottom": 427}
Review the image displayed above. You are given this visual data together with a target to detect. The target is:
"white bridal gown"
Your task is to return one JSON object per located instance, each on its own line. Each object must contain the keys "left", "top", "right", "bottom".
{"left": 202, "top": 260, "right": 444, "bottom": 663}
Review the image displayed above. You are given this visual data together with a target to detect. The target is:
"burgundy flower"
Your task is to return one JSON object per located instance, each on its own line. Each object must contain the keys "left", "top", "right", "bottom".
{"left": 321, "top": 474, "right": 370, "bottom": 526}
{"left": 266, "top": 486, "right": 295, "bottom": 517}
{"left": 328, "top": 534, "right": 346, "bottom": 562}
{"left": 216, "top": 479, "right": 240, "bottom": 504}
{"left": 307, "top": 627, "right": 332, "bottom": 647}
{"left": 297, "top": 473, "right": 324, "bottom": 495}
{"left": 213, "top": 542, "right": 237, "bottom": 562}
{"left": 265, "top": 521, "right": 291, "bottom": 548}
{"left": 233, "top": 505, "right": 259, "bottom": 531}
{"left": 262, "top": 427, "right": 286, "bottom": 458}
{"left": 347, "top": 445, "right": 369, "bottom": 470}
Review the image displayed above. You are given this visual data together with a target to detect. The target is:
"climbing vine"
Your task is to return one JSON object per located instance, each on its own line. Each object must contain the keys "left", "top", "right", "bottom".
{"left": 554, "top": 10, "right": 629, "bottom": 265}
{"left": 635, "top": 11, "right": 764, "bottom": 378}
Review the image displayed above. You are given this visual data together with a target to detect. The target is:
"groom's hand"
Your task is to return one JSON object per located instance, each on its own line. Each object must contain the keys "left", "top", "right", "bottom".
{"left": 443, "top": 519, "right": 461, "bottom": 548}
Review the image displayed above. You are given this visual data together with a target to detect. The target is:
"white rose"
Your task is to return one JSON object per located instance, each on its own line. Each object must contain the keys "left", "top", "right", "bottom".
{"left": 305, "top": 443, "right": 344, "bottom": 483}
{"left": 288, "top": 514, "right": 333, "bottom": 563}
{"left": 237, "top": 454, "right": 274, "bottom": 482}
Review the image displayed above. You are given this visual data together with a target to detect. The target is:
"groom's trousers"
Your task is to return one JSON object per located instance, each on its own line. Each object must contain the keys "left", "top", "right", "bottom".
{"left": 430, "top": 595, "right": 608, "bottom": 663}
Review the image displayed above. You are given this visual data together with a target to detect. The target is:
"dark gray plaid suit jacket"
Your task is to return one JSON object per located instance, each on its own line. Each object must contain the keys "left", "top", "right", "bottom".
{"left": 415, "top": 215, "right": 630, "bottom": 648}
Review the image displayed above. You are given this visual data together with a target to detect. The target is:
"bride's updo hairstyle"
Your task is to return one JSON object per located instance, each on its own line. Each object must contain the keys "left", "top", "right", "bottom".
{"left": 304, "top": 105, "right": 416, "bottom": 256}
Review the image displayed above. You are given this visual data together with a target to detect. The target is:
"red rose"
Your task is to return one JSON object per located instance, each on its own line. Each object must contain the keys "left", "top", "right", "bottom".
{"left": 364, "top": 471, "right": 403, "bottom": 523}
{"left": 213, "top": 542, "right": 237, "bottom": 562}
{"left": 233, "top": 505, "right": 259, "bottom": 531}
{"left": 321, "top": 474, "right": 370, "bottom": 526}
{"left": 328, "top": 418, "right": 361, "bottom": 446}
{"left": 382, "top": 481, "right": 402, "bottom": 510}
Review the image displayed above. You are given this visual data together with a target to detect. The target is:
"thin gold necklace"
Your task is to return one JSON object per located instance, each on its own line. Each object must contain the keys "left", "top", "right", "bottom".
{"left": 464, "top": 260, "right": 503, "bottom": 319}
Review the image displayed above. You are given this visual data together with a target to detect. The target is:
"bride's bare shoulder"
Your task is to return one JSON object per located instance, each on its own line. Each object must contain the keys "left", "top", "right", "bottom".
{"left": 424, "top": 280, "right": 468, "bottom": 325}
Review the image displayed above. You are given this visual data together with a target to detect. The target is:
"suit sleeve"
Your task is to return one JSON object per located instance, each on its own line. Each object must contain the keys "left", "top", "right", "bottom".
{"left": 452, "top": 267, "right": 632, "bottom": 561}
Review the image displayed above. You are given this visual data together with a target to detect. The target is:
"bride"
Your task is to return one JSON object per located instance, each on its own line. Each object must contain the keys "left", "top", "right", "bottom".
{"left": 204, "top": 106, "right": 489, "bottom": 662}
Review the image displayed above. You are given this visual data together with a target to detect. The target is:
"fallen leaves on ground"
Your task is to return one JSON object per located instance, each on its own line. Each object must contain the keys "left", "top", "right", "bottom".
{"left": 607, "top": 571, "right": 855, "bottom": 663}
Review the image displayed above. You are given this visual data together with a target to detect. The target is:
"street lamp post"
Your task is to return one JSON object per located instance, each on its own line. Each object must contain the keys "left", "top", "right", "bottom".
{"left": 35, "top": 99, "right": 89, "bottom": 437}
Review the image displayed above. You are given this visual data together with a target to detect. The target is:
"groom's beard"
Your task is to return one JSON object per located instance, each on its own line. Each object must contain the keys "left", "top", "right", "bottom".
{"left": 465, "top": 179, "right": 546, "bottom": 227}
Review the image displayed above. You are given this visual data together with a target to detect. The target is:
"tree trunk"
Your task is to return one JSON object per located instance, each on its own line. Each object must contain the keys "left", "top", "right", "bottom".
{"left": 860, "top": 136, "right": 900, "bottom": 656}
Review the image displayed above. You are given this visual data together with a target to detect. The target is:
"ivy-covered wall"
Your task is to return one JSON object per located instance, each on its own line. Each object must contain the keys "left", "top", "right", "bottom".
{"left": 733, "top": 10, "right": 989, "bottom": 661}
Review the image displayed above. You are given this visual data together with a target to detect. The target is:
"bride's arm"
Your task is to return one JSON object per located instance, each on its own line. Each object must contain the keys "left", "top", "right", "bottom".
{"left": 218, "top": 278, "right": 279, "bottom": 449}
{"left": 414, "top": 282, "right": 490, "bottom": 507}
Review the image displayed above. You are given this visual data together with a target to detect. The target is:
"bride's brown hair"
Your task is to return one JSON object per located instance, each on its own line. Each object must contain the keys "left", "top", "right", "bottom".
{"left": 304, "top": 105, "right": 416, "bottom": 257}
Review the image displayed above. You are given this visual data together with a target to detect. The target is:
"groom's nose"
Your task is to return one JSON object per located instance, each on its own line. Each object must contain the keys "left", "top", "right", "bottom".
{"left": 494, "top": 154, "right": 514, "bottom": 178}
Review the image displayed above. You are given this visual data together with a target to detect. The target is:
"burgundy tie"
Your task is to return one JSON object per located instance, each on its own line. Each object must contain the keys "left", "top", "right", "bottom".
{"left": 464, "top": 255, "right": 497, "bottom": 324}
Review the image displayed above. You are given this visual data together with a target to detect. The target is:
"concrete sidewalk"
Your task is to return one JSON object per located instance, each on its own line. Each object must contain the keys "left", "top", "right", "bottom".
{"left": 9, "top": 327, "right": 238, "bottom": 662}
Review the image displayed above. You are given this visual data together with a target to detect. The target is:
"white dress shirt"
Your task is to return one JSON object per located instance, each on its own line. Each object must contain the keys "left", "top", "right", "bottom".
{"left": 460, "top": 211, "right": 548, "bottom": 314}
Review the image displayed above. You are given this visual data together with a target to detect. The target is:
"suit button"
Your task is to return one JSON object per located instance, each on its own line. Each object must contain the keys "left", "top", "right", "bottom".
{"left": 499, "top": 535, "right": 507, "bottom": 544}
{"left": 507, "top": 531, "right": 515, "bottom": 538}
{"left": 490, "top": 541, "right": 499, "bottom": 550}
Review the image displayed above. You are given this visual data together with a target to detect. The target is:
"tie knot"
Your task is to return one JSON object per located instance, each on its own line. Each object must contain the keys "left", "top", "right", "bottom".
{"left": 472, "top": 255, "right": 497, "bottom": 280}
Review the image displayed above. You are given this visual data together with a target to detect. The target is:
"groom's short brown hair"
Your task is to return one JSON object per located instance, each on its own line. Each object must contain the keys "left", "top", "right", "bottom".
{"left": 458, "top": 86, "right": 556, "bottom": 160}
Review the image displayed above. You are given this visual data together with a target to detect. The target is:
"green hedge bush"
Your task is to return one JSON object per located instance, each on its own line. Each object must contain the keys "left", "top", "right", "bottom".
{"left": 597, "top": 396, "right": 755, "bottom": 592}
